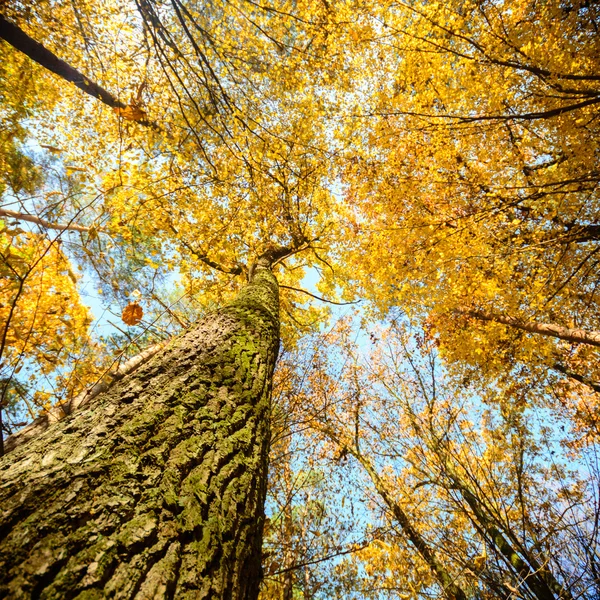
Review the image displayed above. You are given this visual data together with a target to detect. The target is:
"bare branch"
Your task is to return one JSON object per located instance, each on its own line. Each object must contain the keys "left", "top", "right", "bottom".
{"left": 280, "top": 284, "right": 360, "bottom": 306}
{"left": 0, "top": 208, "right": 95, "bottom": 233}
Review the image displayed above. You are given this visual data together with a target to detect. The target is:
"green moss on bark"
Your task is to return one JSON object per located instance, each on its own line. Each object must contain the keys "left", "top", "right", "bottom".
{"left": 0, "top": 269, "right": 280, "bottom": 599}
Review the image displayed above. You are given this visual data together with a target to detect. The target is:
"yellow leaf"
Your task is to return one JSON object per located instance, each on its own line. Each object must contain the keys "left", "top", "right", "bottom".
{"left": 473, "top": 555, "right": 486, "bottom": 571}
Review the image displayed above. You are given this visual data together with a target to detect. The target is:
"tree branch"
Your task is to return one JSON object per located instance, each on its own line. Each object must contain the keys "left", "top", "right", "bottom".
{"left": 0, "top": 14, "right": 124, "bottom": 108}
{"left": 552, "top": 363, "right": 600, "bottom": 394}
{"left": 269, "top": 541, "right": 370, "bottom": 577}
{"left": 461, "top": 308, "right": 600, "bottom": 347}
{"left": 0, "top": 14, "right": 160, "bottom": 130}
{"left": 279, "top": 284, "right": 360, "bottom": 306}
{"left": 369, "top": 96, "right": 600, "bottom": 123}
{"left": 0, "top": 208, "right": 94, "bottom": 233}
{"left": 178, "top": 237, "right": 244, "bottom": 276}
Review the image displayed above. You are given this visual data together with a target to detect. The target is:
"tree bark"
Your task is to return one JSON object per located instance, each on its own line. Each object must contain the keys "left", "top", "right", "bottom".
{"left": 0, "top": 267, "right": 280, "bottom": 599}
{"left": 4, "top": 342, "right": 167, "bottom": 455}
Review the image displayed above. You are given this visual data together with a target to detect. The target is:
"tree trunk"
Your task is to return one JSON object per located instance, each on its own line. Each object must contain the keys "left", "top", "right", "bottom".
{"left": 0, "top": 267, "right": 280, "bottom": 599}
{"left": 281, "top": 452, "right": 294, "bottom": 600}
{"left": 349, "top": 450, "right": 467, "bottom": 600}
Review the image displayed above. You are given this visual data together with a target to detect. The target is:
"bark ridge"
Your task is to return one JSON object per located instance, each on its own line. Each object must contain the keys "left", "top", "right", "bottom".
{"left": 0, "top": 269, "right": 280, "bottom": 600}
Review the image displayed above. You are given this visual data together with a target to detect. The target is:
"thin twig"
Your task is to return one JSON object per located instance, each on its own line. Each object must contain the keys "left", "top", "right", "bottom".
{"left": 280, "top": 284, "right": 360, "bottom": 306}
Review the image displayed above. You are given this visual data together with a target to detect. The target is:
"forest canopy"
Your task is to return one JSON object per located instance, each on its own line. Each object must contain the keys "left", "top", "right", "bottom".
{"left": 0, "top": 0, "right": 599, "bottom": 598}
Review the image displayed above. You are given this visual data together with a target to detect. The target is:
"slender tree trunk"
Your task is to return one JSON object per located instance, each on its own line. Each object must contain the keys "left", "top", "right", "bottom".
{"left": 300, "top": 523, "right": 311, "bottom": 600}
{"left": 350, "top": 450, "right": 468, "bottom": 600}
{"left": 401, "top": 402, "right": 570, "bottom": 600}
{"left": 449, "top": 478, "right": 566, "bottom": 600}
{"left": 430, "top": 444, "right": 572, "bottom": 600}
{"left": 0, "top": 267, "right": 280, "bottom": 599}
{"left": 281, "top": 451, "right": 294, "bottom": 600}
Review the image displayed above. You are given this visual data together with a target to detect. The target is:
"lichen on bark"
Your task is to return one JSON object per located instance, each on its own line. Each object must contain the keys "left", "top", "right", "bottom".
{"left": 0, "top": 268, "right": 280, "bottom": 600}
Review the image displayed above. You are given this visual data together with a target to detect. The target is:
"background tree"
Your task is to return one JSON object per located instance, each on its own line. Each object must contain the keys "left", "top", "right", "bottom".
{"left": 287, "top": 316, "right": 600, "bottom": 599}
{"left": 340, "top": 0, "right": 600, "bottom": 439}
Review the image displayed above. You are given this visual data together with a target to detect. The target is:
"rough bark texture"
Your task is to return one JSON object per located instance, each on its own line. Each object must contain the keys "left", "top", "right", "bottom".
{"left": 0, "top": 268, "right": 280, "bottom": 600}
{"left": 4, "top": 342, "right": 167, "bottom": 455}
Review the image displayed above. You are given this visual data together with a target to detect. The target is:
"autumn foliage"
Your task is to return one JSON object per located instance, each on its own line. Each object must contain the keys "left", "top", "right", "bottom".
{"left": 1, "top": 0, "right": 599, "bottom": 597}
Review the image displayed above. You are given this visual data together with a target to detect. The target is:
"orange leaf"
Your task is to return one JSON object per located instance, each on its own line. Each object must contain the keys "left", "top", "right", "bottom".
{"left": 122, "top": 301, "right": 143, "bottom": 325}
{"left": 113, "top": 105, "right": 147, "bottom": 121}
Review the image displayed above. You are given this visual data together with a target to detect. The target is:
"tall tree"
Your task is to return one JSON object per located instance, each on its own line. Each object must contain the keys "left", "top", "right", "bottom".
{"left": 1, "top": 0, "right": 599, "bottom": 596}
{"left": 340, "top": 0, "right": 600, "bottom": 437}
{"left": 0, "top": 258, "right": 280, "bottom": 598}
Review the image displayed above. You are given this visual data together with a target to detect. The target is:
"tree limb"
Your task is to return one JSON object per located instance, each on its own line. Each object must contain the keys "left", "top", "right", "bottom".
{"left": 0, "top": 208, "right": 94, "bottom": 233}
{"left": 460, "top": 308, "right": 600, "bottom": 347}
{"left": 280, "top": 284, "right": 360, "bottom": 306}
{"left": 0, "top": 14, "right": 160, "bottom": 130}
{"left": 370, "top": 96, "right": 600, "bottom": 123}
{"left": 552, "top": 363, "right": 600, "bottom": 394}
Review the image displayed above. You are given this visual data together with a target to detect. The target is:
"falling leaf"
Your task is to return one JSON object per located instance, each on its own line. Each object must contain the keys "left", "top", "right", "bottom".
{"left": 473, "top": 555, "right": 486, "bottom": 571}
{"left": 266, "top": 561, "right": 281, "bottom": 575}
{"left": 134, "top": 81, "right": 147, "bottom": 105}
{"left": 40, "top": 144, "right": 64, "bottom": 154}
{"left": 122, "top": 301, "right": 143, "bottom": 325}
